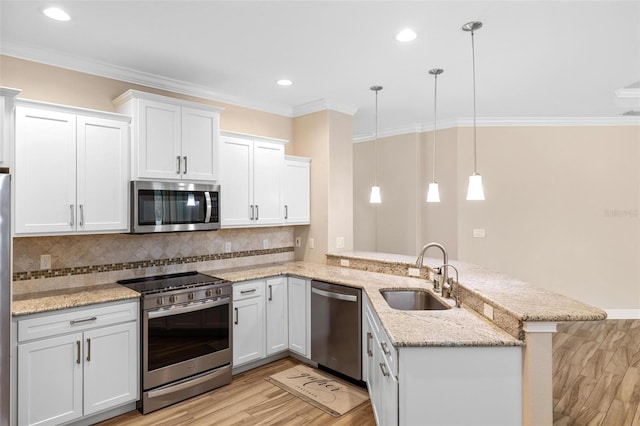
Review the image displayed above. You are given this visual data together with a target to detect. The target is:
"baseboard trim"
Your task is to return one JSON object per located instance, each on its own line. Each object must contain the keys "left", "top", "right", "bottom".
{"left": 604, "top": 309, "right": 640, "bottom": 319}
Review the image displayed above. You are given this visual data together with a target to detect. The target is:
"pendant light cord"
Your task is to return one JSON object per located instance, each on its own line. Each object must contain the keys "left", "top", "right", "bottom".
{"left": 375, "top": 88, "right": 378, "bottom": 185}
{"left": 432, "top": 73, "right": 438, "bottom": 183}
{"left": 471, "top": 28, "right": 478, "bottom": 174}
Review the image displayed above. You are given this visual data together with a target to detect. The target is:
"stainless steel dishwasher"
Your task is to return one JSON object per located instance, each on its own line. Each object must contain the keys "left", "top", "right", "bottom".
{"left": 310, "top": 280, "right": 362, "bottom": 380}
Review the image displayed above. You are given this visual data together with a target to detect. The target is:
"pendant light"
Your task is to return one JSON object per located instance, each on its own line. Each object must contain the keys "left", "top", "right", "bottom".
{"left": 426, "top": 68, "right": 444, "bottom": 203}
{"left": 463, "top": 21, "right": 486, "bottom": 201}
{"left": 369, "top": 85, "right": 383, "bottom": 204}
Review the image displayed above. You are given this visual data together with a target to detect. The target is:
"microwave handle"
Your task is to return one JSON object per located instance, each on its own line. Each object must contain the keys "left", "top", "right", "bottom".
{"left": 204, "top": 192, "right": 212, "bottom": 223}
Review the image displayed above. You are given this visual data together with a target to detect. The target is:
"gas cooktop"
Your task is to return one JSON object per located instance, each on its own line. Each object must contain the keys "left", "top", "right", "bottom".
{"left": 118, "top": 271, "right": 228, "bottom": 295}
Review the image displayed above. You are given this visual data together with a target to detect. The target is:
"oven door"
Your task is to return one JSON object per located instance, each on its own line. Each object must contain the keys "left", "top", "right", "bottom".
{"left": 143, "top": 297, "right": 231, "bottom": 391}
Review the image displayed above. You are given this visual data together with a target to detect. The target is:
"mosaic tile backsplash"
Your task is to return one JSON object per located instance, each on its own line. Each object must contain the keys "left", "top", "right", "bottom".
{"left": 13, "top": 227, "right": 295, "bottom": 293}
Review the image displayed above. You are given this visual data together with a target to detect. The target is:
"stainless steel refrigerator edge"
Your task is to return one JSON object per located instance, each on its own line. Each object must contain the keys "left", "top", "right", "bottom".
{"left": 310, "top": 280, "right": 362, "bottom": 381}
{"left": 0, "top": 173, "right": 11, "bottom": 425}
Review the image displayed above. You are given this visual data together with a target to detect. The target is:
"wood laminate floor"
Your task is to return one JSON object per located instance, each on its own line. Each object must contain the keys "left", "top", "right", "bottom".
{"left": 97, "top": 357, "right": 375, "bottom": 426}
{"left": 553, "top": 319, "right": 640, "bottom": 425}
{"left": 100, "top": 319, "right": 640, "bottom": 426}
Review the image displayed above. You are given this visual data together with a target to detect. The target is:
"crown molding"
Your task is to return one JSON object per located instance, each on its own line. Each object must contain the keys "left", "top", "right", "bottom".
{"left": 353, "top": 116, "right": 640, "bottom": 142}
{"left": 292, "top": 99, "right": 358, "bottom": 117}
{"left": 1, "top": 42, "right": 294, "bottom": 117}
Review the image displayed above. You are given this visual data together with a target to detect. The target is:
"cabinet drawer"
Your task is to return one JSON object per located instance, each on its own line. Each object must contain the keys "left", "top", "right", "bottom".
{"left": 18, "top": 300, "right": 138, "bottom": 343}
{"left": 233, "top": 280, "right": 265, "bottom": 301}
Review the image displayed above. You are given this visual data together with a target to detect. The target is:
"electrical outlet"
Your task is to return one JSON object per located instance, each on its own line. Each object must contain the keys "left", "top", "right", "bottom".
{"left": 473, "top": 228, "right": 486, "bottom": 238}
{"left": 408, "top": 267, "right": 421, "bottom": 277}
{"left": 295, "top": 237, "right": 301, "bottom": 247}
{"left": 309, "top": 238, "right": 315, "bottom": 249}
{"left": 263, "top": 239, "right": 269, "bottom": 249}
{"left": 483, "top": 303, "right": 494, "bottom": 320}
{"left": 340, "top": 259, "right": 350, "bottom": 267}
{"left": 336, "top": 236, "right": 345, "bottom": 249}
{"left": 225, "top": 242, "right": 231, "bottom": 253}
{"left": 40, "top": 254, "right": 51, "bottom": 270}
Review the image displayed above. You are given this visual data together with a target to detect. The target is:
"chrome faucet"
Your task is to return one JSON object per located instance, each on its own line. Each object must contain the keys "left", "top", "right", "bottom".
{"left": 415, "top": 242, "right": 448, "bottom": 295}
{"left": 440, "top": 263, "right": 461, "bottom": 308}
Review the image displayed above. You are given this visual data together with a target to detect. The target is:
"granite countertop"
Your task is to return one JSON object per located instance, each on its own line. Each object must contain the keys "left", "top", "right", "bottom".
{"left": 12, "top": 283, "right": 140, "bottom": 316}
{"left": 330, "top": 251, "right": 608, "bottom": 323}
{"left": 205, "top": 262, "right": 523, "bottom": 348}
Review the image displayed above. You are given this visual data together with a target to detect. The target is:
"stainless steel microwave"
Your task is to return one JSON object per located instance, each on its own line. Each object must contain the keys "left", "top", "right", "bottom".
{"left": 131, "top": 181, "right": 220, "bottom": 233}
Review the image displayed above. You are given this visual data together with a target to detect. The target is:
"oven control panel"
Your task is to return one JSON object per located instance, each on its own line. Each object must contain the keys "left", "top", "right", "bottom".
{"left": 142, "top": 283, "right": 231, "bottom": 310}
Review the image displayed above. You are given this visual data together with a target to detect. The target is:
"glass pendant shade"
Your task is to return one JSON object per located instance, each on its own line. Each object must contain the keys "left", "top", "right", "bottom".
{"left": 466, "top": 174, "right": 485, "bottom": 201}
{"left": 370, "top": 185, "right": 382, "bottom": 204}
{"left": 426, "top": 182, "right": 440, "bottom": 203}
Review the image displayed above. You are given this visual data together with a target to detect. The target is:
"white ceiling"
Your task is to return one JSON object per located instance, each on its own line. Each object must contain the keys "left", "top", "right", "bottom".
{"left": 1, "top": 1, "right": 639, "bottom": 139}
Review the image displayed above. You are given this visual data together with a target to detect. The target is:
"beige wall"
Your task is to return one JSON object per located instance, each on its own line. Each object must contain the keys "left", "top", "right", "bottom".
{"left": 0, "top": 55, "right": 294, "bottom": 153}
{"left": 355, "top": 124, "right": 640, "bottom": 313}
{"left": 293, "top": 110, "right": 353, "bottom": 263}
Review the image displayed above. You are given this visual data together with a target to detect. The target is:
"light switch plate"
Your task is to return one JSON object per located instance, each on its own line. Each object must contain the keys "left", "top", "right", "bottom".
{"left": 225, "top": 242, "right": 231, "bottom": 253}
{"left": 473, "top": 228, "right": 486, "bottom": 238}
{"left": 295, "top": 237, "right": 301, "bottom": 247}
{"left": 40, "top": 254, "right": 51, "bottom": 270}
{"left": 408, "top": 267, "right": 421, "bottom": 277}
{"left": 309, "top": 238, "right": 315, "bottom": 249}
{"left": 336, "top": 236, "right": 345, "bottom": 249}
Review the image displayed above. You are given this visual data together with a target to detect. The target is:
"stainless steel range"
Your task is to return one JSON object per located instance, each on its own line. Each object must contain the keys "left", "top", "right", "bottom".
{"left": 119, "top": 271, "right": 232, "bottom": 414}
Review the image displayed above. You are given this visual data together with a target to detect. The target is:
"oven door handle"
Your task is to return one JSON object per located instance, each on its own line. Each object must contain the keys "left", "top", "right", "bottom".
{"left": 146, "top": 365, "right": 230, "bottom": 399}
{"left": 148, "top": 297, "right": 229, "bottom": 319}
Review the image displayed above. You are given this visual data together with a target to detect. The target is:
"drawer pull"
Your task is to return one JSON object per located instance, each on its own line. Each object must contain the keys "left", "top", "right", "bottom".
{"left": 234, "top": 307, "right": 239, "bottom": 325}
{"left": 268, "top": 285, "right": 273, "bottom": 301}
{"left": 70, "top": 316, "right": 97, "bottom": 325}
{"left": 381, "top": 341, "right": 391, "bottom": 355}
{"left": 367, "top": 332, "right": 373, "bottom": 357}
{"left": 379, "top": 362, "right": 389, "bottom": 377}
{"left": 76, "top": 341, "right": 81, "bottom": 364}
{"left": 86, "top": 338, "right": 91, "bottom": 362}
{"left": 240, "top": 289, "right": 257, "bottom": 294}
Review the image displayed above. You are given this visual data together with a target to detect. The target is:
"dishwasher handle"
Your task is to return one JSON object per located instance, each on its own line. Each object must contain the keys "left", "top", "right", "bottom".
{"left": 311, "top": 287, "right": 358, "bottom": 303}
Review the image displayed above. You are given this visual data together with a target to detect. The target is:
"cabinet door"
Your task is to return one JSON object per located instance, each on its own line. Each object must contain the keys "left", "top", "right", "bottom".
{"left": 0, "top": 96, "right": 6, "bottom": 166}
{"left": 76, "top": 116, "right": 129, "bottom": 232}
{"left": 265, "top": 277, "right": 288, "bottom": 355}
{"left": 232, "top": 296, "right": 264, "bottom": 366}
{"left": 83, "top": 321, "right": 138, "bottom": 416}
{"left": 181, "top": 107, "right": 220, "bottom": 182}
{"left": 15, "top": 106, "right": 77, "bottom": 234}
{"left": 288, "top": 277, "right": 309, "bottom": 357}
{"left": 18, "top": 333, "right": 83, "bottom": 426}
{"left": 220, "top": 136, "right": 253, "bottom": 227}
{"left": 136, "top": 99, "right": 181, "bottom": 180}
{"left": 283, "top": 158, "right": 310, "bottom": 224}
{"left": 253, "top": 141, "right": 284, "bottom": 225}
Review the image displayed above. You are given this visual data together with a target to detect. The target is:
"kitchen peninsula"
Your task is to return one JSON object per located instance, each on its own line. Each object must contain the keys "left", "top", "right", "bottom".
{"left": 12, "top": 253, "right": 606, "bottom": 425}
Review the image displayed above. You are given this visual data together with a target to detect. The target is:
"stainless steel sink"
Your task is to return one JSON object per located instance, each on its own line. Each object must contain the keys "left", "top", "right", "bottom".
{"left": 380, "top": 289, "right": 451, "bottom": 311}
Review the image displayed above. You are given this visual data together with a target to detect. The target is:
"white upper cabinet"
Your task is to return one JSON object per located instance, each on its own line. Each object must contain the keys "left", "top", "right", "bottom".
{"left": 113, "top": 90, "right": 223, "bottom": 182}
{"left": 14, "top": 103, "right": 130, "bottom": 235}
{"left": 220, "top": 132, "right": 285, "bottom": 227}
{"left": 0, "top": 87, "right": 20, "bottom": 168}
{"left": 283, "top": 156, "right": 311, "bottom": 225}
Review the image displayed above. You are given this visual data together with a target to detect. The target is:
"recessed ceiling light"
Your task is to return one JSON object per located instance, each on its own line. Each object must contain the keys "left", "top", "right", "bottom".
{"left": 396, "top": 29, "right": 417, "bottom": 42}
{"left": 277, "top": 79, "right": 293, "bottom": 86}
{"left": 43, "top": 7, "right": 71, "bottom": 21}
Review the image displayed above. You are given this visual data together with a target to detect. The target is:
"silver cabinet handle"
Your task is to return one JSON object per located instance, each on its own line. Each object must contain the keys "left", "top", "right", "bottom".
{"left": 381, "top": 341, "right": 391, "bottom": 355}
{"left": 86, "top": 338, "right": 91, "bottom": 362}
{"left": 183, "top": 156, "right": 187, "bottom": 174}
{"left": 268, "top": 285, "right": 273, "bottom": 301}
{"left": 76, "top": 341, "right": 81, "bottom": 364}
{"left": 379, "top": 362, "right": 389, "bottom": 377}
{"left": 234, "top": 307, "right": 239, "bottom": 325}
{"left": 176, "top": 156, "right": 181, "bottom": 174}
{"left": 367, "top": 332, "right": 373, "bottom": 357}
{"left": 70, "top": 204, "right": 74, "bottom": 226}
{"left": 255, "top": 205, "right": 259, "bottom": 220}
{"left": 79, "top": 204, "right": 84, "bottom": 227}
{"left": 70, "top": 316, "right": 97, "bottom": 325}
{"left": 240, "top": 288, "right": 257, "bottom": 294}
{"left": 284, "top": 205, "right": 288, "bottom": 220}
{"left": 250, "top": 205, "right": 254, "bottom": 220}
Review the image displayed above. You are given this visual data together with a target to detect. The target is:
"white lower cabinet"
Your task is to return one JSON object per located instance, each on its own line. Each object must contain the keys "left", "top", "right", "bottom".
{"left": 287, "top": 277, "right": 310, "bottom": 357}
{"left": 265, "top": 277, "right": 288, "bottom": 355}
{"left": 16, "top": 300, "right": 138, "bottom": 426}
{"left": 232, "top": 280, "right": 265, "bottom": 366}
